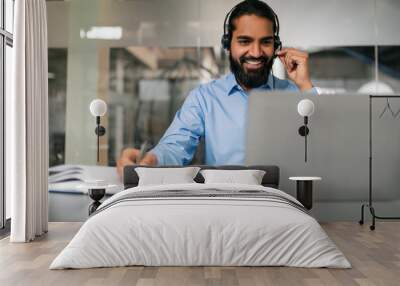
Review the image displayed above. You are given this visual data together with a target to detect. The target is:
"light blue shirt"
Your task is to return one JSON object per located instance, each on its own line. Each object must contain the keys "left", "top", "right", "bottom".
{"left": 151, "top": 72, "right": 315, "bottom": 166}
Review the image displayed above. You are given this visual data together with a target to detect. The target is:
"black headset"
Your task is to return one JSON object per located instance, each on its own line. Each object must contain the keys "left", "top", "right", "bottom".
{"left": 221, "top": 0, "right": 282, "bottom": 54}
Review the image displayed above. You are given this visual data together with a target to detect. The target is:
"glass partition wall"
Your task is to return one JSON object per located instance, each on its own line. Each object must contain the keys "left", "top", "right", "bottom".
{"left": 49, "top": 46, "right": 222, "bottom": 167}
{"left": 46, "top": 0, "right": 400, "bottom": 221}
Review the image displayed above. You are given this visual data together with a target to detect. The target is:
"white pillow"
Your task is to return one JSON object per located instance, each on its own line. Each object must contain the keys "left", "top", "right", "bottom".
{"left": 135, "top": 167, "right": 201, "bottom": 186}
{"left": 200, "top": 169, "right": 266, "bottom": 185}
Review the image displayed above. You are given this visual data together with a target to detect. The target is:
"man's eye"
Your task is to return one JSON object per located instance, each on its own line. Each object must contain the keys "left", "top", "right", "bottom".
{"left": 238, "top": 40, "right": 250, "bottom": 44}
{"left": 261, "top": 40, "right": 273, "bottom": 45}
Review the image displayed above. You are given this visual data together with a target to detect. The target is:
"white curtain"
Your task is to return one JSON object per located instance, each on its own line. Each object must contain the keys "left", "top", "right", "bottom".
{"left": 7, "top": 0, "right": 49, "bottom": 242}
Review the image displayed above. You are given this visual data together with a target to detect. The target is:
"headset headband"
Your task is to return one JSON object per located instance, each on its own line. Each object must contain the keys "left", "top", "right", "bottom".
{"left": 221, "top": 0, "right": 281, "bottom": 51}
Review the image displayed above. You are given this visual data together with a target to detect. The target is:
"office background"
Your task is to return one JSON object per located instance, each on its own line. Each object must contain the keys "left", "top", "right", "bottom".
{"left": 45, "top": 0, "right": 400, "bottom": 167}
{"left": 3, "top": 0, "right": 399, "bottom": 221}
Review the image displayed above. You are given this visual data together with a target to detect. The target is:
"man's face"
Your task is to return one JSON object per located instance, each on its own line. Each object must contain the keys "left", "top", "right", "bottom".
{"left": 229, "top": 14, "right": 275, "bottom": 89}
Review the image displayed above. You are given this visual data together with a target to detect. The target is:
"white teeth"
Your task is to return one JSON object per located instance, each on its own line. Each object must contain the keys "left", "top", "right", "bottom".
{"left": 246, "top": 60, "right": 262, "bottom": 65}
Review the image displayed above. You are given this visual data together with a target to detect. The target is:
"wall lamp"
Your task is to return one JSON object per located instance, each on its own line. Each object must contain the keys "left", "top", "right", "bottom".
{"left": 297, "top": 99, "right": 315, "bottom": 162}
{"left": 90, "top": 99, "right": 107, "bottom": 162}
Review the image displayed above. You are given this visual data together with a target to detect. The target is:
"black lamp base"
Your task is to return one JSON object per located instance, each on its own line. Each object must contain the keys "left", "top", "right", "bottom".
{"left": 298, "top": 125, "right": 309, "bottom": 136}
{"left": 88, "top": 188, "right": 106, "bottom": 215}
{"left": 95, "top": 125, "right": 106, "bottom": 136}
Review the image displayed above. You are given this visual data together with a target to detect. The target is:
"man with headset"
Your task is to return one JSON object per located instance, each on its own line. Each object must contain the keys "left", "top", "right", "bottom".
{"left": 117, "top": 0, "right": 317, "bottom": 175}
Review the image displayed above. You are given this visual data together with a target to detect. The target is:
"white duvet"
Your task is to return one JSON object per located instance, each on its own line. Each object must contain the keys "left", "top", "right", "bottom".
{"left": 50, "top": 183, "right": 351, "bottom": 269}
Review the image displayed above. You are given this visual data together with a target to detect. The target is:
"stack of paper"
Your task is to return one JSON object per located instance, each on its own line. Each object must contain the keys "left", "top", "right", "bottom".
{"left": 48, "top": 165, "right": 124, "bottom": 195}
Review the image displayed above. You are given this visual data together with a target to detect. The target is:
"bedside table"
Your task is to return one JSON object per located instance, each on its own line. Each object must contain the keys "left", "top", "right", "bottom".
{"left": 78, "top": 180, "right": 108, "bottom": 215}
{"left": 289, "top": 177, "right": 321, "bottom": 210}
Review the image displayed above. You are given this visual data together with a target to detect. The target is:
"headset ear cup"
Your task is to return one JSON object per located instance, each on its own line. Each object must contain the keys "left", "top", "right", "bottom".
{"left": 221, "top": 34, "right": 230, "bottom": 50}
{"left": 274, "top": 36, "right": 282, "bottom": 52}
{"left": 272, "top": 36, "right": 282, "bottom": 59}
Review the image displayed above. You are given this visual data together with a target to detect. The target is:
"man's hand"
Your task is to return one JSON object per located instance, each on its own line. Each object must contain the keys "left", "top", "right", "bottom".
{"left": 276, "top": 48, "right": 313, "bottom": 91}
{"left": 116, "top": 148, "right": 158, "bottom": 177}
{"left": 117, "top": 148, "right": 139, "bottom": 177}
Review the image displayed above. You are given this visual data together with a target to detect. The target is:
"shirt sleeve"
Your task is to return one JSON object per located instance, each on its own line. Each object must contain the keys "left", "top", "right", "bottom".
{"left": 149, "top": 89, "right": 205, "bottom": 166}
{"left": 285, "top": 80, "right": 320, "bottom": 95}
{"left": 310, "top": 86, "right": 321, "bottom": 95}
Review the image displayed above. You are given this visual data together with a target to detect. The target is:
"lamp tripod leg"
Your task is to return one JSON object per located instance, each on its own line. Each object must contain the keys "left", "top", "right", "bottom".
{"left": 97, "top": 130, "right": 100, "bottom": 162}
{"left": 359, "top": 203, "right": 365, "bottom": 225}
{"left": 369, "top": 206, "right": 376, "bottom": 231}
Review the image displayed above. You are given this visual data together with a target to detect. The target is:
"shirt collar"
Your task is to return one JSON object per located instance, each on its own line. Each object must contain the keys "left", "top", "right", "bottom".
{"left": 225, "top": 72, "right": 274, "bottom": 96}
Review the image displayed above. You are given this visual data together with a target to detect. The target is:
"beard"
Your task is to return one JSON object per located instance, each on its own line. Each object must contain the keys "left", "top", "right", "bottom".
{"left": 229, "top": 53, "right": 274, "bottom": 89}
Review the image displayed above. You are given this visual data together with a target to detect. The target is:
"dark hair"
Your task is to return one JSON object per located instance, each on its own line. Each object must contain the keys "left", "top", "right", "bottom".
{"left": 227, "top": 0, "right": 278, "bottom": 41}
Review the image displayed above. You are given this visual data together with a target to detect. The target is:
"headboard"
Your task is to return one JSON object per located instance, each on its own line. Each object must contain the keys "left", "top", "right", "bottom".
{"left": 123, "top": 165, "right": 280, "bottom": 189}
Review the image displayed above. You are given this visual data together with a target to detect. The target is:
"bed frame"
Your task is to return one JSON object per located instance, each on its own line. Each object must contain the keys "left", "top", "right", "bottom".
{"left": 123, "top": 165, "right": 280, "bottom": 189}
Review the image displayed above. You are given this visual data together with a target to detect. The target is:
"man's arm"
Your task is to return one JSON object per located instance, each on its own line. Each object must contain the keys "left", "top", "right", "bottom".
{"left": 116, "top": 90, "right": 204, "bottom": 176}
{"left": 149, "top": 90, "right": 205, "bottom": 165}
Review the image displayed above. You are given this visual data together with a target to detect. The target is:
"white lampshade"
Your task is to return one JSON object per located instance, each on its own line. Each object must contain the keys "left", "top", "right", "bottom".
{"left": 358, "top": 80, "right": 394, "bottom": 94}
{"left": 89, "top": 99, "right": 107, "bottom": 117}
{"left": 297, "top": 99, "right": 315, "bottom": 117}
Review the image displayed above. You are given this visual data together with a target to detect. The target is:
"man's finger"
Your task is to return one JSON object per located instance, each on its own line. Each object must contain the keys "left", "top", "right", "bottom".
{"left": 276, "top": 48, "right": 297, "bottom": 56}
{"left": 278, "top": 55, "right": 292, "bottom": 73}
{"left": 276, "top": 49, "right": 287, "bottom": 56}
{"left": 285, "top": 53, "right": 295, "bottom": 72}
{"left": 287, "top": 49, "right": 308, "bottom": 58}
{"left": 278, "top": 54, "right": 288, "bottom": 68}
{"left": 122, "top": 148, "right": 139, "bottom": 157}
{"left": 276, "top": 48, "right": 308, "bottom": 58}
{"left": 139, "top": 152, "right": 157, "bottom": 165}
{"left": 119, "top": 157, "right": 135, "bottom": 167}
{"left": 279, "top": 51, "right": 307, "bottom": 73}
{"left": 122, "top": 148, "right": 140, "bottom": 162}
{"left": 287, "top": 54, "right": 307, "bottom": 67}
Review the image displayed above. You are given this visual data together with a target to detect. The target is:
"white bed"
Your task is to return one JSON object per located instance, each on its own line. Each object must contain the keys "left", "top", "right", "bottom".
{"left": 50, "top": 183, "right": 350, "bottom": 269}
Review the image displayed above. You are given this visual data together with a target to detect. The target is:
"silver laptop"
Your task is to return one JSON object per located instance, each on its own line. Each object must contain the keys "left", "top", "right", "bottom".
{"left": 245, "top": 91, "right": 400, "bottom": 203}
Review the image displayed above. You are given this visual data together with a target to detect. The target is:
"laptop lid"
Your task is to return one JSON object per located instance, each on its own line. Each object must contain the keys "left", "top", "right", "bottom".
{"left": 245, "top": 91, "right": 400, "bottom": 202}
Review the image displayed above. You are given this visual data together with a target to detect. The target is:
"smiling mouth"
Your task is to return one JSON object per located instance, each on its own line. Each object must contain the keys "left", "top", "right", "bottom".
{"left": 242, "top": 58, "right": 266, "bottom": 69}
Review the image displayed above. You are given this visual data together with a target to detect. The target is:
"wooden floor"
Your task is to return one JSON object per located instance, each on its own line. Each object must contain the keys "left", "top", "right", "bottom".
{"left": 0, "top": 222, "right": 399, "bottom": 286}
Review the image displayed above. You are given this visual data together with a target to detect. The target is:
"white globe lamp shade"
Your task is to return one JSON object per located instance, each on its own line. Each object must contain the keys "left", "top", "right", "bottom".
{"left": 297, "top": 99, "right": 315, "bottom": 117}
{"left": 358, "top": 80, "right": 394, "bottom": 94}
{"left": 90, "top": 99, "right": 107, "bottom": 117}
